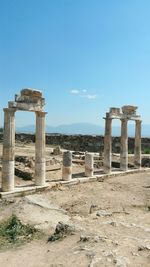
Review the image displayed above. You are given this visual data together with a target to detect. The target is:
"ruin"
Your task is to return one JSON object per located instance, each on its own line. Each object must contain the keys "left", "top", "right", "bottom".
{"left": 2, "top": 89, "right": 47, "bottom": 192}
{"left": 103, "top": 106, "right": 141, "bottom": 173}
{"left": 0, "top": 97, "right": 144, "bottom": 195}
{"left": 62, "top": 151, "right": 72, "bottom": 181}
{"left": 85, "top": 153, "right": 94, "bottom": 177}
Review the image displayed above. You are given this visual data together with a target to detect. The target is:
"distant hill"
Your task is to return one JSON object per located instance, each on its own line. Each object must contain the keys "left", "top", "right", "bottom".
{"left": 15, "top": 122, "right": 150, "bottom": 137}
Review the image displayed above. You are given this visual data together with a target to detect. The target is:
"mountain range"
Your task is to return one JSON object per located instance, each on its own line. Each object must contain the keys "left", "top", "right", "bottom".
{"left": 15, "top": 122, "right": 150, "bottom": 137}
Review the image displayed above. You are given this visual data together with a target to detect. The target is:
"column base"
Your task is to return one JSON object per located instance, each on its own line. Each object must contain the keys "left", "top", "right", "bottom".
{"left": 85, "top": 168, "right": 94, "bottom": 177}
{"left": 62, "top": 166, "right": 72, "bottom": 181}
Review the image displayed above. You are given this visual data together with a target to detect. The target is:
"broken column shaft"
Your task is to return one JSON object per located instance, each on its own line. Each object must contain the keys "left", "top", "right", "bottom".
{"left": 134, "top": 120, "right": 141, "bottom": 168}
{"left": 85, "top": 153, "right": 94, "bottom": 177}
{"left": 120, "top": 118, "right": 128, "bottom": 171}
{"left": 35, "top": 111, "right": 46, "bottom": 186}
{"left": 2, "top": 108, "right": 15, "bottom": 191}
{"left": 62, "top": 151, "right": 72, "bottom": 181}
{"left": 104, "top": 117, "right": 112, "bottom": 173}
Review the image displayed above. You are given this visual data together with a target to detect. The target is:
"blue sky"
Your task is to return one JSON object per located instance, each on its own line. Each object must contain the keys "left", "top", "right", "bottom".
{"left": 0, "top": 0, "right": 150, "bottom": 127}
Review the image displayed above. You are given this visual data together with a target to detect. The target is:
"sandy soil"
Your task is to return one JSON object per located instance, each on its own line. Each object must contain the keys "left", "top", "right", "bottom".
{"left": 0, "top": 143, "right": 150, "bottom": 266}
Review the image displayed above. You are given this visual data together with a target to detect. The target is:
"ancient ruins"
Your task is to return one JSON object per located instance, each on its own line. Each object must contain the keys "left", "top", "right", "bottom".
{"left": 0, "top": 90, "right": 143, "bottom": 194}
{"left": 104, "top": 106, "right": 141, "bottom": 173}
{"left": 2, "top": 89, "right": 46, "bottom": 192}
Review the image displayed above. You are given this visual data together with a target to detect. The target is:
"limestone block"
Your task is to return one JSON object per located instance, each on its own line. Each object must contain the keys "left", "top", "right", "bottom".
{"left": 35, "top": 161, "right": 45, "bottom": 186}
{"left": 62, "top": 166, "right": 72, "bottom": 181}
{"left": 2, "top": 161, "right": 14, "bottom": 192}
{"left": 122, "top": 105, "right": 137, "bottom": 115}
{"left": 63, "top": 151, "right": 72, "bottom": 167}
{"left": 21, "top": 88, "right": 42, "bottom": 97}
{"left": 109, "top": 107, "right": 120, "bottom": 116}
{"left": 62, "top": 151, "right": 72, "bottom": 181}
{"left": 85, "top": 153, "right": 94, "bottom": 177}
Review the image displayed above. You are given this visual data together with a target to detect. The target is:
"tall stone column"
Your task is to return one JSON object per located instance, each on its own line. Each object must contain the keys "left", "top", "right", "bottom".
{"left": 134, "top": 120, "right": 141, "bottom": 168}
{"left": 85, "top": 153, "right": 94, "bottom": 177}
{"left": 103, "top": 117, "right": 112, "bottom": 173}
{"left": 2, "top": 108, "right": 15, "bottom": 192}
{"left": 35, "top": 111, "right": 46, "bottom": 186}
{"left": 120, "top": 118, "right": 128, "bottom": 171}
{"left": 62, "top": 151, "right": 72, "bottom": 181}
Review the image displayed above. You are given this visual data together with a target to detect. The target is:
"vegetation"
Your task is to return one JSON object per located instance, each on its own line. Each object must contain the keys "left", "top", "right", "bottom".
{"left": 0, "top": 214, "right": 41, "bottom": 249}
{"left": 144, "top": 148, "right": 150, "bottom": 154}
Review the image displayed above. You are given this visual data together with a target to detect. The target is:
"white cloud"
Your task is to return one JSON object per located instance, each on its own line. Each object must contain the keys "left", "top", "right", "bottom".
{"left": 82, "top": 89, "right": 87, "bottom": 93}
{"left": 81, "top": 94, "right": 97, "bottom": 100}
{"left": 70, "top": 89, "right": 79, "bottom": 94}
{"left": 70, "top": 89, "right": 97, "bottom": 100}
{"left": 86, "top": 94, "right": 97, "bottom": 99}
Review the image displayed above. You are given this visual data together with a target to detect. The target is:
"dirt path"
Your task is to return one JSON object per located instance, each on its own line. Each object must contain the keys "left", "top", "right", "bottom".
{"left": 0, "top": 170, "right": 150, "bottom": 266}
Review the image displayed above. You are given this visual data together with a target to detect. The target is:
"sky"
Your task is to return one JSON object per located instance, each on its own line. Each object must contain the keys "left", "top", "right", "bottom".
{"left": 0, "top": 0, "right": 150, "bottom": 128}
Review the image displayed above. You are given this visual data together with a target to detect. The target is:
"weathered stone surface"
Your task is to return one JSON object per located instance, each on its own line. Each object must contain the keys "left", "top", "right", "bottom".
{"left": 8, "top": 88, "right": 45, "bottom": 112}
{"left": 15, "top": 167, "right": 33, "bottom": 180}
{"left": 2, "top": 108, "right": 15, "bottom": 192}
{"left": 103, "top": 117, "right": 112, "bottom": 173}
{"left": 120, "top": 119, "right": 128, "bottom": 171}
{"left": 62, "top": 151, "right": 72, "bottom": 181}
{"left": 134, "top": 120, "right": 141, "bottom": 168}
{"left": 122, "top": 105, "right": 137, "bottom": 115}
{"left": 21, "top": 88, "right": 42, "bottom": 97}
{"left": 52, "top": 146, "right": 62, "bottom": 155}
{"left": 15, "top": 156, "right": 34, "bottom": 167}
{"left": 63, "top": 151, "right": 72, "bottom": 167}
{"left": 85, "top": 153, "right": 94, "bottom": 177}
{"left": 109, "top": 107, "right": 120, "bottom": 116}
{"left": 141, "top": 157, "right": 150, "bottom": 167}
{"left": 2, "top": 89, "right": 46, "bottom": 193}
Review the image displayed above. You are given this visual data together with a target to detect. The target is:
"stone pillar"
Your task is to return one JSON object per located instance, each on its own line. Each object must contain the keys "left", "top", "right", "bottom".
{"left": 134, "top": 120, "right": 141, "bottom": 168}
{"left": 120, "top": 119, "right": 128, "bottom": 171}
{"left": 85, "top": 153, "right": 94, "bottom": 177}
{"left": 35, "top": 111, "right": 46, "bottom": 186}
{"left": 103, "top": 117, "right": 112, "bottom": 173}
{"left": 2, "top": 108, "right": 15, "bottom": 192}
{"left": 62, "top": 151, "right": 72, "bottom": 181}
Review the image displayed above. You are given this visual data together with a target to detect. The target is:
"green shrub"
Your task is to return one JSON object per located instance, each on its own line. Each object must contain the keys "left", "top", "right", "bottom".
{"left": 144, "top": 148, "right": 150, "bottom": 154}
{"left": 0, "top": 214, "right": 40, "bottom": 249}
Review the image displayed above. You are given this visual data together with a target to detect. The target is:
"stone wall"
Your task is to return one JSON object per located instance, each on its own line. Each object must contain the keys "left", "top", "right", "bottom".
{"left": 0, "top": 133, "right": 150, "bottom": 153}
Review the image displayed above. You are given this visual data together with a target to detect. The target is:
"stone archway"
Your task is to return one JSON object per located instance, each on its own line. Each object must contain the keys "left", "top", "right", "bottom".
{"left": 2, "top": 89, "right": 46, "bottom": 192}
{"left": 103, "top": 105, "right": 141, "bottom": 174}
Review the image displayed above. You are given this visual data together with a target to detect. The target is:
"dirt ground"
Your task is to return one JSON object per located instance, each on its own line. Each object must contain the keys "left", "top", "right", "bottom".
{"left": 0, "top": 143, "right": 150, "bottom": 267}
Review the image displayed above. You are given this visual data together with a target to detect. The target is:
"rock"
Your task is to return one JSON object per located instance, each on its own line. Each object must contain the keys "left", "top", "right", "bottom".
{"left": 96, "top": 210, "right": 112, "bottom": 217}
{"left": 15, "top": 167, "right": 33, "bottom": 180}
{"left": 141, "top": 157, "right": 150, "bottom": 167}
{"left": 52, "top": 146, "right": 62, "bottom": 155}
{"left": 138, "top": 244, "right": 150, "bottom": 251}
{"left": 79, "top": 235, "right": 90, "bottom": 242}
{"left": 47, "top": 221, "right": 76, "bottom": 242}
{"left": 114, "top": 256, "right": 129, "bottom": 267}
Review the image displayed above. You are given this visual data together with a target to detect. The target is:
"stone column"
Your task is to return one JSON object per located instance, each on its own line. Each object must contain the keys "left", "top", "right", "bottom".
{"left": 85, "top": 153, "right": 94, "bottom": 177}
{"left": 2, "top": 108, "right": 15, "bottom": 192}
{"left": 103, "top": 117, "right": 112, "bottom": 173}
{"left": 134, "top": 120, "right": 141, "bottom": 168}
{"left": 120, "top": 118, "right": 128, "bottom": 171}
{"left": 35, "top": 111, "right": 46, "bottom": 186}
{"left": 62, "top": 151, "right": 72, "bottom": 181}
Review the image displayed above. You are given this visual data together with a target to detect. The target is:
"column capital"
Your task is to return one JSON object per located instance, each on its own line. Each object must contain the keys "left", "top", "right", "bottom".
{"left": 35, "top": 111, "right": 47, "bottom": 116}
{"left": 120, "top": 117, "right": 128, "bottom": 122}
{"left": 135, "top": 119, "right": 142, "bottom": 124}
{"left": 103, "top": 117, "right": 113, "bottom": 121}
{"left": 3, "top": 108, "right": 16, "bottom": 113}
